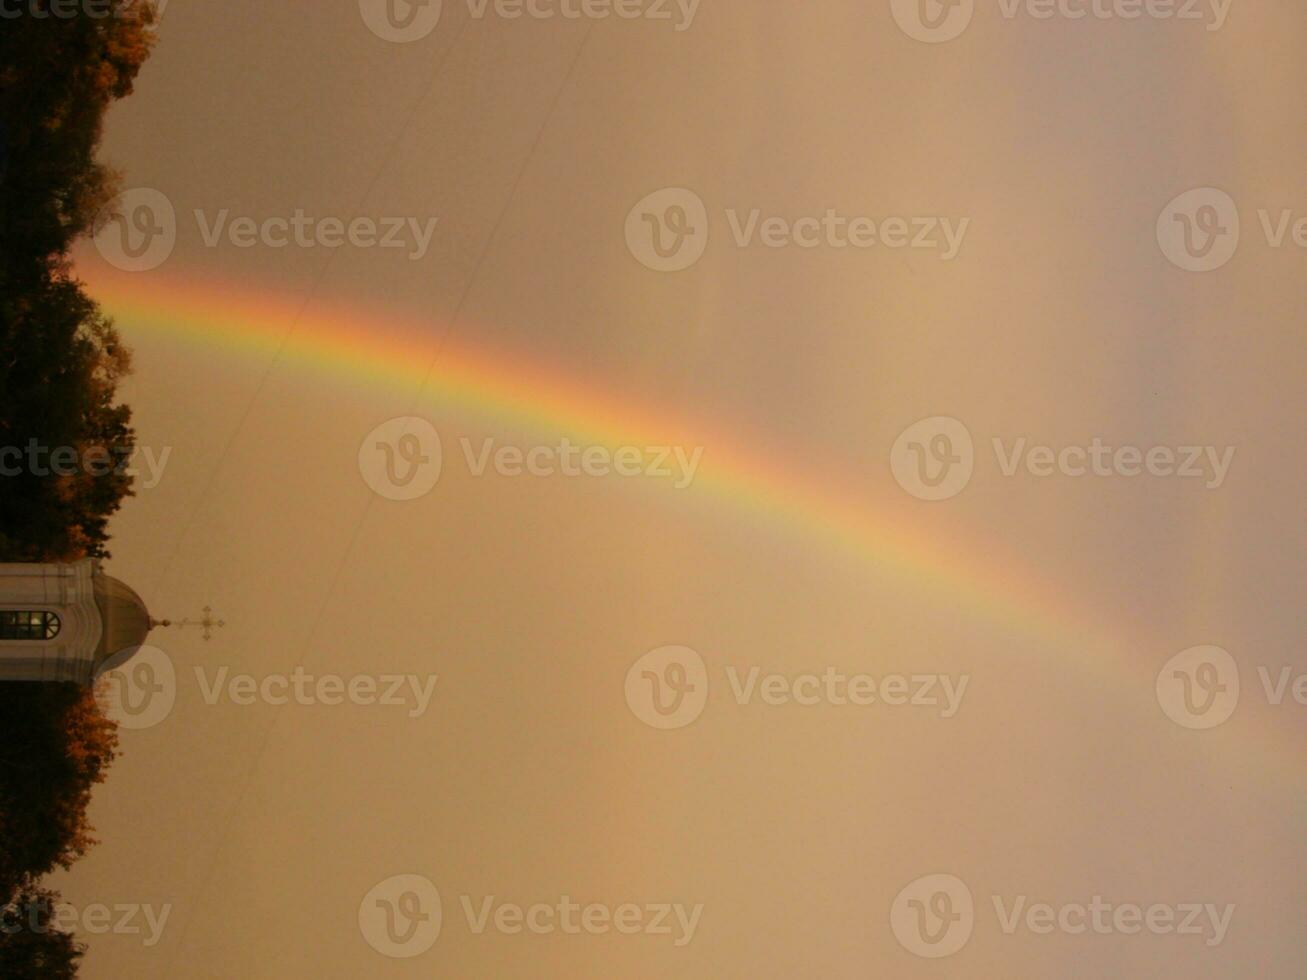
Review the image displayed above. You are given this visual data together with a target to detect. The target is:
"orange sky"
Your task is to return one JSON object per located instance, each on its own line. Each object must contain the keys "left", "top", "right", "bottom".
{"left": 48, "top": 2, "right": 1307, "bottom": 976}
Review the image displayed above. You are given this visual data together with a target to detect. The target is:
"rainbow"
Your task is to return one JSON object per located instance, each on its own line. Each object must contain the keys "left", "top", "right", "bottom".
{"left": 83, "top": 268, "right": 1127, "bottom": 655}
{"left": 81, "top": 267, "right": 1306, "bottom": 782}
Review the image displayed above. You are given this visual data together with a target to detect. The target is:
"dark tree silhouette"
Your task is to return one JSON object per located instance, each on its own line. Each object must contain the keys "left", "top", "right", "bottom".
{"left": 0, "top": 0, "right": 155, "bottom": 288}
{"left": 0, "top": 4, "right": 158, "bottom": 973}
{"left": 0, "top": 277, "right": 137, "bottom": 562}
{"left": 0, "top": 685, "right": 120, "bottom": 904}
{"left": 0, "top": 886, "right": 88, "bottom": 979}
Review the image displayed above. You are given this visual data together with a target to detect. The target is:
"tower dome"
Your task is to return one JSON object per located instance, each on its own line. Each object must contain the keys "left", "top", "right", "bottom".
{"left": 0, "top": 559, "right": 162, "bottom": 683}
{"left": 92, "top": 571, "right": 158, "bottom": 675}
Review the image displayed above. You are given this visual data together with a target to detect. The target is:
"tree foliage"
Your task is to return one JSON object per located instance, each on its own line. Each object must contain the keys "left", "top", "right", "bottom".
{"left": 0, "top": 686, "right": 119, "bottom": 904}
{"left": 0, "top": 277, "right": 137, "bottom": 561}
{"left": 0, "top": 0, "right": 155, "bottom": 287}
{"left": 0, "top": 886, "right": 87, "bottom": 980}
{"left": 0, "top": 4, "right": 158, "bottom": 972}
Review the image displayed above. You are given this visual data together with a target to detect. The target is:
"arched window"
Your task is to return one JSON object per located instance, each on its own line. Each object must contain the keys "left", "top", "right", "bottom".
{"left": 0, "top": 611, "right": 61, "bottom": 641}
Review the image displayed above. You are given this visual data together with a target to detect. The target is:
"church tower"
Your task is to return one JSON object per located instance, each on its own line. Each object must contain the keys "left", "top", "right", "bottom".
{"left": 0, "top": 559, "right": 161, "bottom": 684}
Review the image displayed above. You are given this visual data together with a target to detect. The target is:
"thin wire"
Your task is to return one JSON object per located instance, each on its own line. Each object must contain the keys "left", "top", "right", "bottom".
{"left": 147, "top": 18, "right": 475, "bottom": 978}
{"left": 152, "top": 22, "right": 596, "bottom": 975}
{"left": 148, "top": 14, "right": 474, "bottom": 589}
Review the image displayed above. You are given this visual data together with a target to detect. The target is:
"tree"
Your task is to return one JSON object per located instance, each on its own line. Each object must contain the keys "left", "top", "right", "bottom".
{"left": 0, "top": 886, "right": 88, "bottom": 979}
{"left": 0, "top": 685, "right": 119, "bottom": 910}
{"left": 0, "top": 6, "right": 158, "bottom": 972}
{"left": 0, "top": 1, "right": 156, "bottom": 288}
{"left": 0, "top": 276, "right": 137, "bottom": 562}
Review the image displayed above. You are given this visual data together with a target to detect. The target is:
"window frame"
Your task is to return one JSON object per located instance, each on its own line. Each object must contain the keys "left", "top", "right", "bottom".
{"left": 0, "top": 610, "right": 62, "bottom": 642}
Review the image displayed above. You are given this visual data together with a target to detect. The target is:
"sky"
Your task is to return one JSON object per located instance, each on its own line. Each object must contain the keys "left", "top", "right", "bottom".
{"left": 45, "top": 0, "right": 1307, "bottom": 976}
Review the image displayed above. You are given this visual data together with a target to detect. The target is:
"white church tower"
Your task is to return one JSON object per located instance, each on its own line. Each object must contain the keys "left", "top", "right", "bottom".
{"left": 0, "top": 559, "right": 162, "bottom": 684}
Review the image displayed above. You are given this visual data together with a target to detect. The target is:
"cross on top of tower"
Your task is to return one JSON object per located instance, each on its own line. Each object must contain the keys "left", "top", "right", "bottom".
{"left": 175, "top": 606, "right": 226, "bottom": 641}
